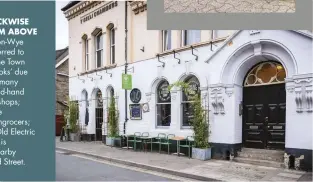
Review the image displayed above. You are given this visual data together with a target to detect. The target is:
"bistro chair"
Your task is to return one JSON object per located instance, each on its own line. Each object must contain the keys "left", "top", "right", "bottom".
{"left": 140, "top": 132, "right": 151, "bottom": 151}
{"left": 127, "top": 132, "right": 142, "bottom": 150}
{"left": 160, "top": 134, "right": 175, "bottom": 154}
{"left": 179, "top": 136, "right": 194, "bottom": 158}
{"left": 151, "top": 133, "right": 166, "bottom": 152}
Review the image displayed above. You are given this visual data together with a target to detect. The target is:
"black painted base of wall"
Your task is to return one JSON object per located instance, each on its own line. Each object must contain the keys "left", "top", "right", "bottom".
{"left": 102, "top": 135, "right": 106, "bottom": 144}
{"left": 210, "top": 143, "right": 242, "bottom": 159}
{"left": 285, "top": 148, "right": 312, "bottom": 171}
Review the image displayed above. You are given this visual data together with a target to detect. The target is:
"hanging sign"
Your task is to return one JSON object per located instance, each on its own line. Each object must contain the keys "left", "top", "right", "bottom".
{"left": 122, "top": 74, "right": 132, "bottom": 90}
{"left": 130, "top": 88, "right": 141, "bottom": 103}
{"left": 129, "top": 104, "right": 142, "bottom": 120}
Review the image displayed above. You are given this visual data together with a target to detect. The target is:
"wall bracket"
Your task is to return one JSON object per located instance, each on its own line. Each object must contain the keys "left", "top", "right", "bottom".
{"left": 157, "top": 54, "right": 165, "bottom": 67}
{"left": 173, "top": 50, "right": 181, "bottom": 64}
{"left": 77, "top": 74, "right": 85, "bottom": 83}
{"left": 191, "top": 46, "right": 198, "bottom": 61}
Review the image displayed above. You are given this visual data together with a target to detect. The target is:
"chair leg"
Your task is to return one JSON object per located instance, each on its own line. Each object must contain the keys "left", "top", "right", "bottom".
{"left": 168, "top": 145, "right": 169, "bottom": 154}
{"left": 159, "top": 144, "right": 161, "bottom": 153}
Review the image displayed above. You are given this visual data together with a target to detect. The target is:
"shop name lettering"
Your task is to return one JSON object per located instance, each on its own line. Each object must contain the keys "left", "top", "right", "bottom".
{"left": 0, "top": 18, "right": 37, "bottom": 35}
{"left": 80, "top": 1, "right": 118, "bottom": 24}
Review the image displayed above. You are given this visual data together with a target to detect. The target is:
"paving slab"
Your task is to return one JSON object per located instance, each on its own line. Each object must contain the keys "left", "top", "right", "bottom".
{"left": 56, "top": 138, "right": 309, "bottom": 181}
{"left": 164, "top": 0, "right": 296, "bottom": 13}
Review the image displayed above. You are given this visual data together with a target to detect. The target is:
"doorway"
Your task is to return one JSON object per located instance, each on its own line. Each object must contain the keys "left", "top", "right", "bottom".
{"left": 242, "top": 62, "right": 286, "bottom": 150}
{"left": 95, "top": 89, "right": 103, "bottom": 141}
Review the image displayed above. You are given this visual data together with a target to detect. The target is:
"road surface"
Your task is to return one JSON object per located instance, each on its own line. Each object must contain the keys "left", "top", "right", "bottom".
{"left": 56, "top": 152, "right": 179, "bottom": 181}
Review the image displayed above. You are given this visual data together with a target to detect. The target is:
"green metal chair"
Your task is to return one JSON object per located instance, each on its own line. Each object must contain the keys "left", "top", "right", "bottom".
{"left": 179, "top": 136, "right": 194, "bottom": 158}
{"left": 140, "top": 132, "right": 151, "bottom": 151}
{"left": 160, "top": 134, "right": 175, "bottom": 154}
{"left": 127, "top": 132, "right": 142, "bottom": 150}
{"left": 151, "top": 133, "right": 166, "bottom": 152}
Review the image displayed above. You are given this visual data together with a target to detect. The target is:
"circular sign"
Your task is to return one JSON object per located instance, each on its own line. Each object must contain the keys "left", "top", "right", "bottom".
{"left": 130, "top": 88, "right": 141, "bottom": 103}
{"left": 158, "top": 82, "right": 171, "bottom": 102}
{"left": 185, "top": 80, "right": 199, "bottom": 100}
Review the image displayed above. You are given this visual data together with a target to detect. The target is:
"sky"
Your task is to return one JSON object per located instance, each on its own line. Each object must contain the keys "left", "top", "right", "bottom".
{"left": 55, "top": 1, "right": 69, "bottom": 50}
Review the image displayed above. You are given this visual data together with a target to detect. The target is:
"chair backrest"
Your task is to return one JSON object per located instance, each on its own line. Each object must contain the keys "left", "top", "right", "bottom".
{"left": 158, "top": 133, "right": 166, "bottom": 138}
{"left": 187, "top": 136, "right": 194, "bottom": 145}
{"left": 134, "top": 132, "right": 141, "bottom": 136}
{"left": 167, "top": 134, "right": 175, "bottom": 139}
{"left": 141, "top": 132, "right": 149, "bottom": 137}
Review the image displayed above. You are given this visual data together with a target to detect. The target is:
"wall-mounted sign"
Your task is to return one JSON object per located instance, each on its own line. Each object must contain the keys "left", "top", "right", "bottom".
{"left": 130, "top": 88, "right": 141, "bottom": 103}
{"left": 142, "top": 103, "right": 150, "bottom": 113}
{"left": 158, "top": 81, "right": 171, "bottom": 102}
{"left": 80, "top": 1, "right": 118, "bottom": 24}
{"left": 122, "top": 74, "right": 132, "bottom": 90}
{"left": 129, "top": 104, "right": 142, "bottom": 120}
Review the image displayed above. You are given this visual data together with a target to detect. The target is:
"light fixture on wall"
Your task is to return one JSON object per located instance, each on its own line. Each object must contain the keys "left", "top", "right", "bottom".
{"left": 77, "top": 74, "right": 85, "bottom": 83}
{"left": 157, "top": 54, "right": 165, "bottom": 67}
{"left": 95, "top": 71, "right": 103, "bottom": 79}
{"left": 86, "top": 73, "right": 93, "bottom": 81}
{"left": 173, "top": 50, "right": 181, "bottom": 64}
{"left": 140, "top": 46, "right": 145, "bottom": 52}
{"left": 105, "top": 68, "right": 112, "bottom": 77}
{"left": 190, "top": 46, "right": 198, "bottom": 61}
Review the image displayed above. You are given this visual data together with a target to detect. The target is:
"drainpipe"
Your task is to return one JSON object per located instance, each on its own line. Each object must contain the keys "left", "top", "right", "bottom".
{"left": 123, "top": 1, "right": 128, "bottom": 136}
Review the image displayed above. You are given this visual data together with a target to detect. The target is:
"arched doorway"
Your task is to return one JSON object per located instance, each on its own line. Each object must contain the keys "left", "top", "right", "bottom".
{"left": 95, "top": 89, "right": 103, "bottom": 141}
{"left": 242, "top": 61, "right": 286, "bottom": 150}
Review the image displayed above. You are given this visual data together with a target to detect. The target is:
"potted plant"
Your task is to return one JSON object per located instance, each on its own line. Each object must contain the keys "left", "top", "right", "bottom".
{"left": 66, "top": 98, "right": 79, "bottom": 141}
{"left": 106, "top": 96, "right": 120, "bottom": 146}
{"left": 169, "top": 81, "right": 211, "bottom": 160}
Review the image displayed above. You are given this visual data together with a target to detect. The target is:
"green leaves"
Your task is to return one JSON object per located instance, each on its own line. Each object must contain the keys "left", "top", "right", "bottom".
{"left": 169, "top": 81, "right": 210, "bottom": 149}
{"left": 108, "top": 96, "right": 119, "bottom": 138}
{"left": 66, "top": 97, "right": 79, "bottom": 133}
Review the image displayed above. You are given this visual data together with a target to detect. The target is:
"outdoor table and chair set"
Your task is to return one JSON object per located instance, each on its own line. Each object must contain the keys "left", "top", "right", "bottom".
{"left": 120, "top": 132, "right": 195, "bottom": 158}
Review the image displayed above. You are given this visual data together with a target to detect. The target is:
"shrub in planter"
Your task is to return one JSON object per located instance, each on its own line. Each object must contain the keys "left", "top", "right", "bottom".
{"left": 64, "top": 98, "right": 79, "bottom": 142}
{"left": 106, "top": 96, "right": 119, "bottom": 146}
{"left": 169, "top": 81, "right": 211, "bottom": 160}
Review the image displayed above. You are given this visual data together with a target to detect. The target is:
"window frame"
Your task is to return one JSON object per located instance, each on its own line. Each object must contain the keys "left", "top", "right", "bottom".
{"left": 95, "top": 31, "right": 103, "bottom": 68}
{"left": 180, "top": 76, "right": 200, "bottom": 128}
{"left": 162, "top": 30, "right": 171, "bottom": 52}
{"left": 85, "top": 38, "right": 89, "bottom": 71}
{"left": 109, "top": 26, "right": 115, "bottom": 65}
{"left": 181, "top": 30, "right": 201, "bottom": 47}
{"left": 155, "top": 80, "right": 171, "bottom": 128}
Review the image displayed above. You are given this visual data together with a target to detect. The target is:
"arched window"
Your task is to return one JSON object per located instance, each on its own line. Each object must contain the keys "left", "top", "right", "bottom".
{"left": 156, "top": 80, "right": 171, "bottom": 127}
{"left": 182, "top": 75, "right": 200, "bottom": 127}
{"left": 107, "top": 23, "right": 115, "bottom": 65}
{"left": 106, "top": 86, "right": 115, "bottom": 105}
{"left": 82, "top": 34, "right": 89, "bottom": 71}
{"left": 244, "top": 62, "right": 286, "bottom": 87}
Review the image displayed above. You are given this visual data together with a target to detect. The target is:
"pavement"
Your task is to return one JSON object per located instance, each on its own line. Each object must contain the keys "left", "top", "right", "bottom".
{"left": 164, "top": 0, "right": 296, "bottom": 13}
{"left": 56, "top": 138, "right": 311, "bottom": 181}
{"left": 56, "top": 152, "right": 177, "bottom": 181}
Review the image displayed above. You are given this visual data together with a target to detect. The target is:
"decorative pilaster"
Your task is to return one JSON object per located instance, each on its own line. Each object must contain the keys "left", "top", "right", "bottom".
{"left": 210, "top": 86, "right": 225, "bottom": 114}
{"left": 287, "top": 75, "right": 313, "bottom": 113}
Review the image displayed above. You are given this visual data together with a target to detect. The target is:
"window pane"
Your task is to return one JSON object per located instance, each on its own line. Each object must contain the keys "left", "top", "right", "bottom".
{"left": 167, "top": 30, "right": 171, "bottom": 50}
{"left": 96, "top": 50, "right": 102, "bottom": 67}
{"left": 156, "top": 104, "right": 171, "bottom": 126}
{"left": 182, "top": 102, "right": 194, "bottom": 126}
{"left": 186, "top": 30, "right": 201, "bottom": 45}
{"left": 157, "top": 81, "right": 171, "bottom": 103}
{"left": 111, "top": 46, "right": 115, "bottom": 64}
{"left": 111, "top": 28, "right": 115, "bottom": 45}
{"left": 96, "top": 34, "right": 103, "bottom": 49}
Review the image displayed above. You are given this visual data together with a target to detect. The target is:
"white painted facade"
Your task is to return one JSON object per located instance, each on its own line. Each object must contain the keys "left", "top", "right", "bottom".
{"left": 63, "top": 1, "right": 313, "bottom": 169}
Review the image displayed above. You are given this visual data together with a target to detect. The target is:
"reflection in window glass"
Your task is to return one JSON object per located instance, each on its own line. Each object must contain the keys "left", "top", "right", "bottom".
{"left": 156, "top": 80, "right": 171, "bottom": 126}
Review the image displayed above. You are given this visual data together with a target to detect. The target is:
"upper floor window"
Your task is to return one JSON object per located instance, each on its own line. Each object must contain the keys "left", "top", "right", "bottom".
{"left": 162, "top": 30, "right": 171, "bottom": 51}
{"left": 181, "top": 75, "right": 200, "bottom": 127}
{"left": 84, "top": 38, "right": 89, "bottom": 71}
{"left": 156, "top": 80, "right": 171, "bottom": 127}
{"left": 109, "top": 24, "right": 115, "bottom": 65}
{"left": 95, "top": 32, "right": 103, "bottom": 68}
{"left": 182, "top": 30, "right": 201, "bottom": 46}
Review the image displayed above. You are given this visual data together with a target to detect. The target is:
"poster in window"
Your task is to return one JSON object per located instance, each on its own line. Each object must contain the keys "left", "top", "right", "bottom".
{"left": 129, "top": 104, "right": 142, "bottom": 120}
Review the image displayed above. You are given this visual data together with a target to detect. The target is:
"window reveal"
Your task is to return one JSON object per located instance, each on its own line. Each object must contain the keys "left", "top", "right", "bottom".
{"left": 182, "top": 76, "right": 200, "bottom": 127}
{"left": 156, "top": 80, "right": 171, "bottom": 126}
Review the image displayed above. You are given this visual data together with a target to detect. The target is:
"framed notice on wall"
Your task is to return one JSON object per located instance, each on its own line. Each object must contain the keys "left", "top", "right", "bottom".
{"left": 129, "top": 104, "right": 142, "bottom": 120}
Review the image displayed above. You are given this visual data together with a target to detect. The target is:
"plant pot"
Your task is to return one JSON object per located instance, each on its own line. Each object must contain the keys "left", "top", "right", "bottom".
{"left": 106, "top": 137, "right": 114, "bottom": 146}
{"left": 192, "top": 147, "right": 211, "bottom": 161}
{"left": 70, "top": 133, "right": 79, "bottom": 142}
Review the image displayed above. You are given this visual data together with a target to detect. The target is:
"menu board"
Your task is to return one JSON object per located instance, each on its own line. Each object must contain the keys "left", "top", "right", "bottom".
{"left": 129, "top": 104, "right": 142, "bottom": 120}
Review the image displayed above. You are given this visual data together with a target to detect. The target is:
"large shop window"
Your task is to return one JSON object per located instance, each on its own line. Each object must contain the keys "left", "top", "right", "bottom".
{"left": 109, "top": 25, "right": 115, "bottom": 65}
{"left": 182, "top": 30, "right": 201, "bottom": 46}
{"left": 85, "top": 38, "right": 89, "bottom": 71}
{"left": 162, "top": 30, "right": 171, "bottom": 51}
{"left": 182, "top": 76, "right": 200, "bottom": 127}
{"left": 156, "top": 80, "right": 171, "bottom": 127}
{"left": 95, "top": 32, "right": 103, "bottom": 68}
